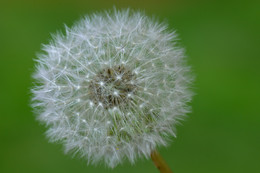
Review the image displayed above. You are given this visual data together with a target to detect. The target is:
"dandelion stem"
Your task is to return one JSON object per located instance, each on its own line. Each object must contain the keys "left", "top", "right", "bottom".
{"left": 151, "top": 150, "right": 173, "bottom": 173}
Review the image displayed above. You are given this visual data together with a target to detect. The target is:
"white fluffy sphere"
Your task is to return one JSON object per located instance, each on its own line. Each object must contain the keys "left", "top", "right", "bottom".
{"left": 32, "top": 9, "right": 193, "bottom": 168}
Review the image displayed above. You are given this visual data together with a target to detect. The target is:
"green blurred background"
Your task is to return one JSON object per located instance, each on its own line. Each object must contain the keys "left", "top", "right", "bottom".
{"left": 0, "top": 0, "right": 259, "bottom": 172}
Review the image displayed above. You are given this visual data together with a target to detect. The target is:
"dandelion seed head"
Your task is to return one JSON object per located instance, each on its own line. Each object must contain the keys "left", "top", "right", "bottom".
{"left": 32, "top": 9, "right": 193, "bottom": 168}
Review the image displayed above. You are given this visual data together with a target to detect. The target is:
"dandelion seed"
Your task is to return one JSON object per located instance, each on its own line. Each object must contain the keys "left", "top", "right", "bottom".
{"left": 32, "top": 9, "right": 193, "bottom": 168}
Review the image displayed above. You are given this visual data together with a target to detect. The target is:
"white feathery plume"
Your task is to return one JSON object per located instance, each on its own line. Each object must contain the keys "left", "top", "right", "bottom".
{"left": 32, "top": 9, "right": 193, "bottom": 168}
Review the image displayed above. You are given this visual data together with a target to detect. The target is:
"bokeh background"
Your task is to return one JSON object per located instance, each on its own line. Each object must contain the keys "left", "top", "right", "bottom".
{"left": 1, "top": 0, "right": 259, "bottom": 172}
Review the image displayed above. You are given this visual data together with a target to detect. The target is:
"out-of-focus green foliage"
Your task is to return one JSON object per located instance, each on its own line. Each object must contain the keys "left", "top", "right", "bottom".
{"left": 0, "top": 0, "right": 259, "bottom": 173}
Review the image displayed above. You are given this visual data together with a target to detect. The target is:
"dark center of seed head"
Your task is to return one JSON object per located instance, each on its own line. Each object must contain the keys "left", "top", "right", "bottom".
{"left": 89, "top": 65, "right": 137, "bottom": 109}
